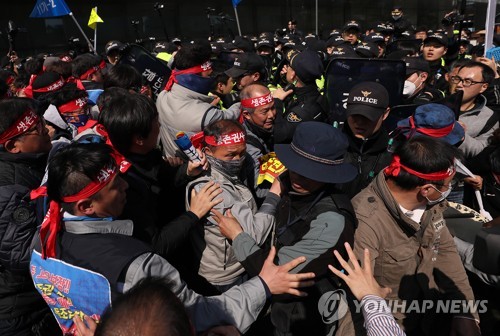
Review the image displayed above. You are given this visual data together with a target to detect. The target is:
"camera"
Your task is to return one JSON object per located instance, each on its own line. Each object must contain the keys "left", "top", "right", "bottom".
{"left": 442, "top": 11, "right": 474, "bottom": 28}
{"left": 7, "top": 20, "right": 18, "bottom": 41}
{"left": 154, "top": 2, "right": 164, "bottom": 10}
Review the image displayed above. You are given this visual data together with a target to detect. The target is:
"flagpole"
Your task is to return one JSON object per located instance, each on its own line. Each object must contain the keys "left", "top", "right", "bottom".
{"left": 69, "top": 12, "right": 96, "bottom": 54}
{"left": 315, "top": 0, "right": 318, "bottom": 35}
{"left": 485, "top": 0, "right": 496, "bottom": 52}
{"left": 94, "top": 7, "right": 98, "bottom": 52}
{"left": 233, "top": 6, "right": 242, "bottom": 36}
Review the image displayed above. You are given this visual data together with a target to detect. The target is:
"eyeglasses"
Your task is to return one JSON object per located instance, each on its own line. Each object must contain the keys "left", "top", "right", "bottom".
{"left": 450, "top": 76, "right": 486, "bottom": 87}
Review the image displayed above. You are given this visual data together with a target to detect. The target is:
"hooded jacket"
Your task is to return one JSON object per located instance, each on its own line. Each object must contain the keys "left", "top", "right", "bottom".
{"left": 186, "top": 164, "right": 278, "bottom": 286}
{"left": 156, "top": 83, "right": 241, "bottom": 158}
{"left": 459, "top": 94, "right": 499, "bottom": 158}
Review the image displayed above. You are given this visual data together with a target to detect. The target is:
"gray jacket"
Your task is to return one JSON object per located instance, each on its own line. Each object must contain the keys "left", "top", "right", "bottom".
{"left": 156, "top": 83, "right": 241, "bottom": 158}
{"left": 64, "top": 219, "right": 267, "bottom": 333}
{"left": 458, "top": 95, "right": 499, "bottom": 158}
{"left": 186, "top": 166, "right": 278, "bottom": 285}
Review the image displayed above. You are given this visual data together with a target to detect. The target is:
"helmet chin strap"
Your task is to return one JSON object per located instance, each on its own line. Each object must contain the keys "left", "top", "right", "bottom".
{"left": 413, "top": 76, "right": 424, "bottom": 95}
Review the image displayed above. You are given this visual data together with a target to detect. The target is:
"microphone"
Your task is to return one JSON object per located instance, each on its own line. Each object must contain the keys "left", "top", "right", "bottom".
{"left": 174, "top": 132, "right": 201, "bottom": 162}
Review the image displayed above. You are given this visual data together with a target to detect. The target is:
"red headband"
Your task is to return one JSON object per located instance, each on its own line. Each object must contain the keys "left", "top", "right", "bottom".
{"left": 58, "top": 97, "right": 88, "bottom": 114}
{"left": 32, "top": 77, "right": 65, "bottom": 93}
{"left": 94, "top": 124, "right": 132, "bottom": 173}
{"left": 241, "top": 93, "right": 274, "bottom": 108}
{"left": 408, "top": 116, "right": 455, "bottom": 138}
{"left": 384, "top": 155, "right": 455, "bottom": 180}
{"left": 79, "top": 60, "right": 106, "bottom": 80}
{"left": 6, "top": 75, "right": 14, "bottom": 85}
{"left": 205, "top": 131, "right": 246, "bottom": 146}
{"left": 23, "top": 74, "right": 38, "bottom": 98}
{"left": 31, "top": 165, "right": 118, "bottom": 259}
{"left": 0, "top": 109, "right": 40, "bottom": 145}
{"left": 164, "top": 61, "right": 212, "bottom": 91}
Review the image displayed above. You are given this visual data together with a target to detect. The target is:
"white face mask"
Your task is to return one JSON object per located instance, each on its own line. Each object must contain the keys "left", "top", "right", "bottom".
{"left": 403, "top": 76, "right": 424, "bottom": 98}
{"left": 426, "top": 183, "right": 452, "bottom": 205}
{"left": 392, "top": 14, "right": 402, "bottom": 21}
{"left": 403, "top": 80, "right": 416, "bottom": 97}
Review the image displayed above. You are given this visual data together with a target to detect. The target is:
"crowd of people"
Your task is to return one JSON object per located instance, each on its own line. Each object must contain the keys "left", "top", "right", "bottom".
{"left": 1, "top": 4, "right": 500, "bottom": 336}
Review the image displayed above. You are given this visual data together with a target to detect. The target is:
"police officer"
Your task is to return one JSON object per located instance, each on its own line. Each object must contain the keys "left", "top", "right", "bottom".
{"left": 272, "top": 50, "right": 330, "bottom": 144}
{"left": 402, "top": 56, "right": 445, "bottom": 104}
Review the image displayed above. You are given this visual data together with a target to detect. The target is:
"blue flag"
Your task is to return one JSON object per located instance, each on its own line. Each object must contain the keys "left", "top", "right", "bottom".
{"left": 232, "top": 0, "right": 242, "bottom": 7}
{"left": 30, "top": 0, "right": 71, "bottom": 18}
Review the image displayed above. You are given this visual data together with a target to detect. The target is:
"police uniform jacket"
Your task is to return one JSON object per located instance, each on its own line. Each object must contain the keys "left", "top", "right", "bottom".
{"left": 339, "top": 126, "right": 392, "bottom": 198}
{"left": 273, "top": 84, "right": 330, "bottom": 144}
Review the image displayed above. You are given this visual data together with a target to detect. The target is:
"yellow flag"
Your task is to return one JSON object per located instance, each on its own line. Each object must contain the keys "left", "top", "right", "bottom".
{"left": 88, "top": 7, "right": 103, "bottom": 30}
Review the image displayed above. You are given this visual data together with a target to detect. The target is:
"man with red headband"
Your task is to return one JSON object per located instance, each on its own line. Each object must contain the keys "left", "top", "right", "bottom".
{"left": 0, "top": 98, "right": 58, "bottom": 335}
{"left": 186, "top": 119, "right": 280, "bottom": 293}
{"left": 30, "top": 141, "right": 315, "bottom": 335}
{"left": 240, "top": 83, "right": 284, "bottom": 203}
{"left": 157, "top": 41, "right": 241, "bottom": 159}
{"left": 352, "top": 136, "right": 480, "bottom": 335}
{"left": 71, "top": 54, "right": 105, "bottom": 105}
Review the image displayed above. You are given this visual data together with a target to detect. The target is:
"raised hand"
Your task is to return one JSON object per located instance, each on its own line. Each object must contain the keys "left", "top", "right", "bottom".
{"left": 259, "top": 246, "right": 315, "bottom": 296}
{"left": 190, "top": 181, "right": 223, "bottom": 219}
{"left": 329, "top": 242, "right": 391, "bottom": 301}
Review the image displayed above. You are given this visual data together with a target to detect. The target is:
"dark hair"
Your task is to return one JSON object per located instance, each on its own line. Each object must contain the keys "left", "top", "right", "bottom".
{"left": 490, "top": 147, "right": 500, "bottom": 173}
{"left": 415, "top": 26, "right": 428, "bottom": 33}
{"left": 213, "top": 72, "right": 230, "bottom": 86}
{"left": 458, "top": 61, "right": 495, "bottom": 85}
{"left": 45, "top": 60, "right": 73, "bottom": 79}
{"left": 203, "top": 119, "right": 245, "bottom": 149}
{"left": 95, "top": 277, "right": 193, "bottom": 336}
{"left": 24, "top": 54, "right": 46, "bottom": 76}
{"left": 32, "top": 71, "right": 64, "bottom": 100}
{"left": 72, "top": 53, "right": 102, "bottom": 78}
{"left": 98, "top": 88, "right": 158, "bottom": 154}
{"left": 46, "top": 142, "right": 115, "bottom": 213}
{"left": 173, "top": 41, "right": 211, "bottom": 70}
{"left": 470, "top": 45, "right": 485, "bottom": 58}
{"left": 103, "top": 64, "right": 143, "bottom": 90}
{"left": 488, "top": 128, "right": 500, "bottom": 146}
{"left": 0, "top": 98, "right": 40, "bottom": 135}
{"left": 46, "top": 82, "right": 88, "bottom": 107}
{"left": 449, "top": 58, "right": 473, "bottom": 72}
{"left": 389, "top": 137, "right": 461, "bottom": 190}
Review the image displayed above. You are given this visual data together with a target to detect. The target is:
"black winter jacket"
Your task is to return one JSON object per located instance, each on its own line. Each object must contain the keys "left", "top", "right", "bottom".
{"left": 274, "top": 84, "right": 330, "bottom": 144}
{"left": 0, "top": 151, "right": 48, "bottom": 319}
{"left": 338, "top": 126, "right": 393, "bottom": 198}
